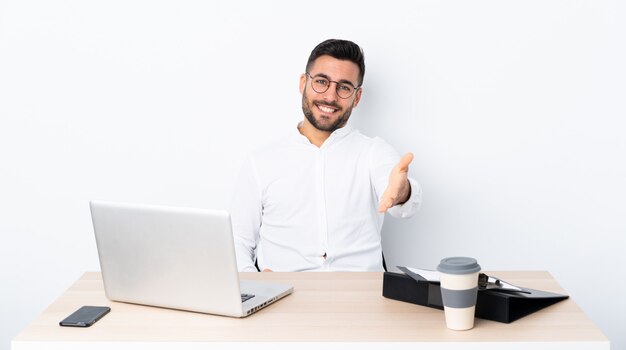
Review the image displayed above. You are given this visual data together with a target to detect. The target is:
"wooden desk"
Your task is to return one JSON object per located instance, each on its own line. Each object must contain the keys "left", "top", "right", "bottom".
{"left": 12, "top": 271, "right": 608, "bottom": 349}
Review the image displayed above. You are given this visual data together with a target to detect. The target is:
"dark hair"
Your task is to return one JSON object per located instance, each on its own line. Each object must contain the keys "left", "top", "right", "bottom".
{"left": 305, "top": 39, "right": 365, "bottom": 86}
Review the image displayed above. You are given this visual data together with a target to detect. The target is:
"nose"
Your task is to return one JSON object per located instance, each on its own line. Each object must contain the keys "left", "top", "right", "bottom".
{"left": 320, "top": 82, "right": 339, "bottom": 102}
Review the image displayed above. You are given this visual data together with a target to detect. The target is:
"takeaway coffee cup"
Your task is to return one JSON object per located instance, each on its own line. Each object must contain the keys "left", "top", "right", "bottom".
{"left": 437, "top": 257, "right": 481, "bottom": 330}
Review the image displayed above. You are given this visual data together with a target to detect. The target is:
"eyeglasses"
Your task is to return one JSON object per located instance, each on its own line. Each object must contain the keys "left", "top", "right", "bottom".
{"left": 305, "top": 73, "right": 360, "bottom": 99}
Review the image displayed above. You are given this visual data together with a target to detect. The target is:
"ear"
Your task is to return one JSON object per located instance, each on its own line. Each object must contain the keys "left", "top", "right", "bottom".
{"left": 352, "top": 88, "right": 363, "bottom": 108}
{"left": 299, "top": 74, "right": 307, "bottom": 94}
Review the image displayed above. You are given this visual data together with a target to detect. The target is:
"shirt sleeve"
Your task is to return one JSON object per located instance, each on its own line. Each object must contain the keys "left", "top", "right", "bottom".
{"left": 229, "top": 156, "right": 263, "bottom": 272}
{"left": 369, "top": 137, "right": 422, "bottom": 219}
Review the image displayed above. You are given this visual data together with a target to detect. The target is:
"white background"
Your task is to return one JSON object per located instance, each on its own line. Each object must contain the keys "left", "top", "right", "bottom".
{"left": 1, "top": 1, "right": 624, "bottom": 349}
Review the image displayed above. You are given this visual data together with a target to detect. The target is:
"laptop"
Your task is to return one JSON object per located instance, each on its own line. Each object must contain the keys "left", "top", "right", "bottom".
{"left": 90, "top": 200, "right": 293, "bottom": 317}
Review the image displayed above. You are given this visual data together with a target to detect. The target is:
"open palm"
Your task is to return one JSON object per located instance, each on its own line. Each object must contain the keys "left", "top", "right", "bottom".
{"left": 378, "top": 153, "right": 413, "bottom": 213}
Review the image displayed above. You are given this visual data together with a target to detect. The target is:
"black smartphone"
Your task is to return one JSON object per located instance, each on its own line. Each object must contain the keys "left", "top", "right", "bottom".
{"left": 59, "top": 306, "right": 111, "bottom": 327}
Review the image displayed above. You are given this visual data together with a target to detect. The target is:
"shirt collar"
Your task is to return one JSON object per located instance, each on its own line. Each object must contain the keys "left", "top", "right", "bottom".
{"left": 294, "top": 122, "right": 353, "bottom": 147}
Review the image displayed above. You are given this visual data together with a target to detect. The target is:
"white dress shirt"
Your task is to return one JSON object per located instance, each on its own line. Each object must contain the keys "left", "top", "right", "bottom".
{"left": 230, "top": 124, "right": 421, "bottom": 272}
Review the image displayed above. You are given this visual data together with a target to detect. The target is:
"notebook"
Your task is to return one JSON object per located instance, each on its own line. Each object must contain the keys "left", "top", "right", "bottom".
{"left": 90, "top": 200, "right": 293, "bottom": 317}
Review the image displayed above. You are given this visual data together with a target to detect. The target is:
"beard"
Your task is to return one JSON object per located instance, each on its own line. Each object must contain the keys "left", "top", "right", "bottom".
{"left": 301, "top": 90, "right": 353, "bottom": 133}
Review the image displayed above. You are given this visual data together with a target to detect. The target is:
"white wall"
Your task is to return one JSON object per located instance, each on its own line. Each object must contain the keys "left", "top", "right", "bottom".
{"left": 1, "top": 1, "right": 624, "bottom": 349}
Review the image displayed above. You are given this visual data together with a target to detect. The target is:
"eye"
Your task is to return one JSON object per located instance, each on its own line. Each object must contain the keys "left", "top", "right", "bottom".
{"left": 337, "top": 84, "right": 353, "bottom": 92}
{"left": 315, "top": 78, "right": 330, "bottom": 86}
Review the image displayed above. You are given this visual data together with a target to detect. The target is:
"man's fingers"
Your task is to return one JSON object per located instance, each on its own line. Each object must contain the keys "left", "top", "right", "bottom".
{"left": 378, "top": 193, "right": 388, "bottom": 212}
{"left": 378, "top": 193, "right": 394, "bottom": 213}
{"left": 397, "top": 152, "right": 414, "bottom": 172}
{"left": 378, "top": 200, "right": 391, "bottom": 213}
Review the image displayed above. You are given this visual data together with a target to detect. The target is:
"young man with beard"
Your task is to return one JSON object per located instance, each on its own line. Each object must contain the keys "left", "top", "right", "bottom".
{"left": 231, "top": 39, "right": 421, "bottom": 272}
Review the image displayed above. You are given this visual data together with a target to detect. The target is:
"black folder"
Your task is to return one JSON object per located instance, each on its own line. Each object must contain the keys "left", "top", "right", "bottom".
{"left": 382, "top": 272, "right": 569, "bottom": 323}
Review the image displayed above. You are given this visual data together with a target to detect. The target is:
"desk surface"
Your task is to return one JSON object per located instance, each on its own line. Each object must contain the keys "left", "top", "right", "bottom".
{"left": 13, "top": 271, "right": 608, "bottom": 350}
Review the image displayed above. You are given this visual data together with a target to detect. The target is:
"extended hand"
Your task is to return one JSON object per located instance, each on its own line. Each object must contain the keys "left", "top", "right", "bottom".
{"left": 378, "top": 153, "right": 413, "bottom": 213}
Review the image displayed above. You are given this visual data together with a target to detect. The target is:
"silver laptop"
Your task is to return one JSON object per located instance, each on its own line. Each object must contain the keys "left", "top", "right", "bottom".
{"left": 90, "top": 200, "right": 293, "bottom": 317}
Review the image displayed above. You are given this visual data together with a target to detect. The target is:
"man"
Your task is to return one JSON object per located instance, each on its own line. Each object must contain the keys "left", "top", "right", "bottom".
{"left": 231, "top": 39, "right": 421, "bottom": 272}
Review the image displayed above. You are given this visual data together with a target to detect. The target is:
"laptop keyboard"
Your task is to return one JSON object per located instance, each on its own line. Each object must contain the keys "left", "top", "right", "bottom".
{"left": 241, "top": 293, "right": 255, "bottom": 302}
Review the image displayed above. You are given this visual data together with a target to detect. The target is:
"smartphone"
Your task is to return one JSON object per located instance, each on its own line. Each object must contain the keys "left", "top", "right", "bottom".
{"left": 59, "top": 306, "right": 111, "bottom": 327}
